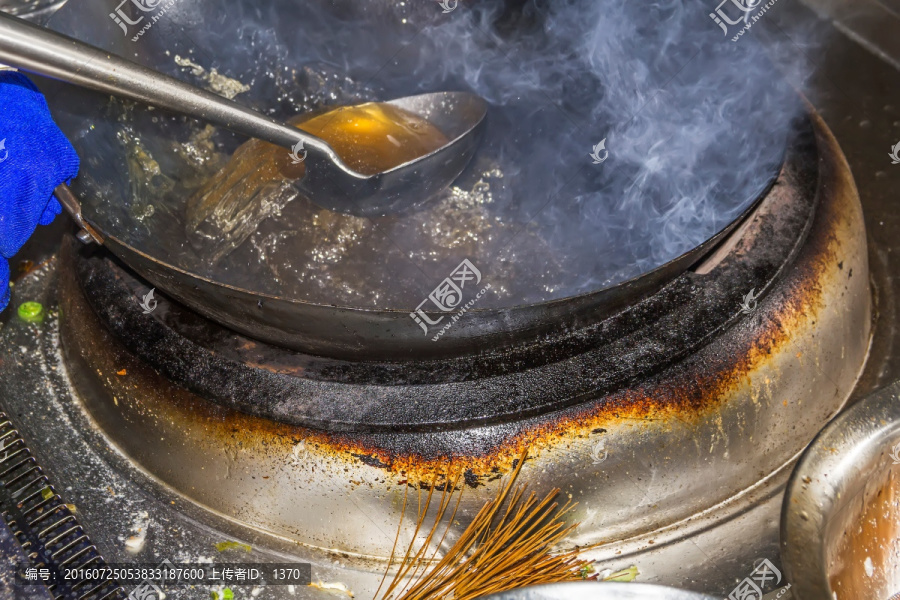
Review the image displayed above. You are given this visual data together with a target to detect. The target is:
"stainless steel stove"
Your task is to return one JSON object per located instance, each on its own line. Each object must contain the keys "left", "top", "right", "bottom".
{"left": 1, "top": 1, "right": 900, "bottom": 600}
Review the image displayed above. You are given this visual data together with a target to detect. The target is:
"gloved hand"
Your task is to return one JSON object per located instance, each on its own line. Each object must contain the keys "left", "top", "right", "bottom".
{"left": 0, "top": 70, "right": 79, "bottom": 312}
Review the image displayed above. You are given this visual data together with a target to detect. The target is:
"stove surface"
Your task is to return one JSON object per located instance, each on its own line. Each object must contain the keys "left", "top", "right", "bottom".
{"left": 2, "top": 1, "right": 900, "bottom": 600}
{"left": 0, "top": 267, "right": 353, "bottom": 600}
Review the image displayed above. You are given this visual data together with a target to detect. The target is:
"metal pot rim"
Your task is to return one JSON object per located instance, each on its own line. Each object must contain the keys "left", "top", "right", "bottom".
{"left": 781, "top": 381, "right": 900, "bottom": 599}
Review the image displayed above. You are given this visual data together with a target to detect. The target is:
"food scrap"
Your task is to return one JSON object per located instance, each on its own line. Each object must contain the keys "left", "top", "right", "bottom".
{"left": 602, "top": 565, "right": 640, "bottom": 582}
{"left": 214, "top": 540, "right": 252, "bottom": 553}
{"left": 125, "top": 511, "right": 151, "bottom": 554}
{"left": 309, "top": 581, "right": 354, "bottom": 597}
{"left": 174, "top": 55, "right": 249, "bottom": 100}
{"left": 17, "top": 301, "right": 44, "bottom": 323}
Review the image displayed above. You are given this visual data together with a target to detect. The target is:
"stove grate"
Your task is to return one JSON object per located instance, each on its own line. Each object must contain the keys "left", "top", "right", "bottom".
{"left": 0, "top": 412, "right": 124, "bottom": 600}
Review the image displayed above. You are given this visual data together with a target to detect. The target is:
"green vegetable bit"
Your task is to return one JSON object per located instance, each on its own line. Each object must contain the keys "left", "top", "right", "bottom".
{"left": 603, "top": 565, "right": 640, "bottom": 582}
{"left": 210, "top": 590, "right": 234, "bottom": 600}
{"left": 40, "top": 486, "right": 54, "bottom": 500}
{"left": 579, "top": 563, "right": 595, "bottom": 579}
{"left": 214, "top": 540, "right": 252, "bottom": 553}
{"left": 17, "top": 301, "right": 44, "bottom": 323}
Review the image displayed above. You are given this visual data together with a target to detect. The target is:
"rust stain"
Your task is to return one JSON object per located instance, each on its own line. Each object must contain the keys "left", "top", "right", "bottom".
{"left": 15, "top": 260, "right": 36, "bottom": 277}
{"left": 154, "top": 230, "right": 834, "bottom": 486}
{"left": 286, "top": 128, "right": 853, "bottom": 480}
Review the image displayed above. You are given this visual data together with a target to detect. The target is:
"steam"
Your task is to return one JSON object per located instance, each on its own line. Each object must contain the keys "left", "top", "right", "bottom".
{"left": 397, "top": 0, "right": 806, "bottom": 291}
{"left": 53, "top": 0, "right": 815, "bottom": 308}
{"left": 237, "top": 0, "right": 807, "bottom": 301}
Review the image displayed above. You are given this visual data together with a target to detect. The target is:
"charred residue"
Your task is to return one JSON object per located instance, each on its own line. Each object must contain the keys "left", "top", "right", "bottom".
{"left": 57, "top": 110, "right": 861, "bottom": 484}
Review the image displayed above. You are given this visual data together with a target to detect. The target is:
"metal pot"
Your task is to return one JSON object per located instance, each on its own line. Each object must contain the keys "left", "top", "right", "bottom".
{"left": 42, "top": 0, "right": 790, "bottom": 360}
{"left": 781, "top": 381, "right": 900, "bottom": 600}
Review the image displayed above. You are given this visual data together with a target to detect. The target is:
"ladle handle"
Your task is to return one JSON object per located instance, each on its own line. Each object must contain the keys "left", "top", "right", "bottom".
{"left": 0, "top": 11, "right": 329, "bottom": 153}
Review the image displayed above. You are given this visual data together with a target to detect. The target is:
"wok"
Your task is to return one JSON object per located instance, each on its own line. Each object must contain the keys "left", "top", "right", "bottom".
{"left": 43, "top": 0, "right": 791, "bottom": 360}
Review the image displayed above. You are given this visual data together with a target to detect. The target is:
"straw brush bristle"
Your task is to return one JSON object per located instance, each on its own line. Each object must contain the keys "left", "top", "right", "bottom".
{"left": 376, "top": 452, "right": 595, "bottom": 600}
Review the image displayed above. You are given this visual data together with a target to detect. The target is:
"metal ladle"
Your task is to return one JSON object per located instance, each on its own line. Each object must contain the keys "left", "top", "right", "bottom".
{"left": 0, "top": 12, "right": 488, "bottom": 217}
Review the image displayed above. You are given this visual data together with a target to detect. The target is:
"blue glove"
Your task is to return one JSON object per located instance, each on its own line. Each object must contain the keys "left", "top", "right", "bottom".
{"left": 0, "top": 71, "right": 79, "bottom": 312}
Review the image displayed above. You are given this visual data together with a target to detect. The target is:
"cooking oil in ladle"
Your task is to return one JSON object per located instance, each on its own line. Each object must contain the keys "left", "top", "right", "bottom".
{"left": 293, "top": 102, "right": 449, "bottom": 176}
